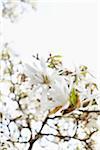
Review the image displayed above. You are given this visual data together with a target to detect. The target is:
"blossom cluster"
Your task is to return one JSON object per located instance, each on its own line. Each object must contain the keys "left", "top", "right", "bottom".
{"left": 24, "top": 53, "right": 100, "bottom": 117}
{"left": 0, "top": 0, "right": 36, "bottom": 22}
{"left": 0, "top": 46, "right": 100, "bottom": 150}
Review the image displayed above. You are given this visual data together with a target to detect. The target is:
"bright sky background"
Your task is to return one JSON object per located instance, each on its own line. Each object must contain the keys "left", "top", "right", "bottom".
{"left": 1, "top": 0, "right": 99, "bottom": 79}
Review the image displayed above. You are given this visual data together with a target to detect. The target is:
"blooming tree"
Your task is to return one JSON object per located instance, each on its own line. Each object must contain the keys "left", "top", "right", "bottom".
{"left": 0, "top": 1, "right": 100, "bottom": 150}
{"left": 0, "top": 45, "right": 100, "bottom": 150}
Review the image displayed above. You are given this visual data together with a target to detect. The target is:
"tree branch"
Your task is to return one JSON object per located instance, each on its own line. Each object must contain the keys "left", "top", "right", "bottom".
{"left": 28, "top": 114, "right": 49, "bottom": 150}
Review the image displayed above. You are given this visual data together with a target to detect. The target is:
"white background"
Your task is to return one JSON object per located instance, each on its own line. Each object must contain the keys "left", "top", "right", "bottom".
{"left": 1, "top": 0, "right": 100, "bottom": 79}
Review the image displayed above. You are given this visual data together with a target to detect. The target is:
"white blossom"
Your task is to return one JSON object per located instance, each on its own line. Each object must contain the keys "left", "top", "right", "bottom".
{"left": 1, "top": 0, "right": 36, "bottom": 22}
{"left": 24, "top": 58, "right": 60, "bottom": 87}
{"left": 0, "top": 49, "right": 100, "bottom": 150}
{"left": 49, "top": 78, "right": 71, "bottom": 111}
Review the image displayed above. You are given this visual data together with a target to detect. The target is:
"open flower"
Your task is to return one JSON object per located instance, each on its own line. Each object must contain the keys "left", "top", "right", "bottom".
{"left": 28, "top": 78, "right": 72, "bottom": 116}
{"left": 24, "top": 58, "right": 60, "bottom": 88}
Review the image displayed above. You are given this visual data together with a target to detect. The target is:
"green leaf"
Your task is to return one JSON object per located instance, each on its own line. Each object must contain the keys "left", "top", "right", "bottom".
{"left": 76, "top": 146, "right": 80, "bottom": 150}
{"left": 70, "top": 88, "right": 78, "bottom": 106}
{"left": 48, "top": 54, "right": 62, "bottom": 68}
{"left": 53, "top": 55, "right": 62, "bottom": 58}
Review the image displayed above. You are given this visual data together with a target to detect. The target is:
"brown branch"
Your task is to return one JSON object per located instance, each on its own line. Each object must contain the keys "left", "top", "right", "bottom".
{"left": 79, "top": 109, "right": 100, "bottom": 113}
{"left": 28, "top": 114, "right": 49, "bottom": 150}
{"left": 39, "top": 130, "right": 97, "bottom": 142}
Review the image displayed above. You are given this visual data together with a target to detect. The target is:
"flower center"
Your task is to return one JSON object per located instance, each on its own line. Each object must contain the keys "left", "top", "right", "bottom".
{"left": 42, "top": 75, "right": 50, "bottom": 85}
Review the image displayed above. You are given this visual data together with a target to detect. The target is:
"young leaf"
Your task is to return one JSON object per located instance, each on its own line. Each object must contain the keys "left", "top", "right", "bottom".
{"left": 70, "top": 88, "right": 78, "bottom": 106}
